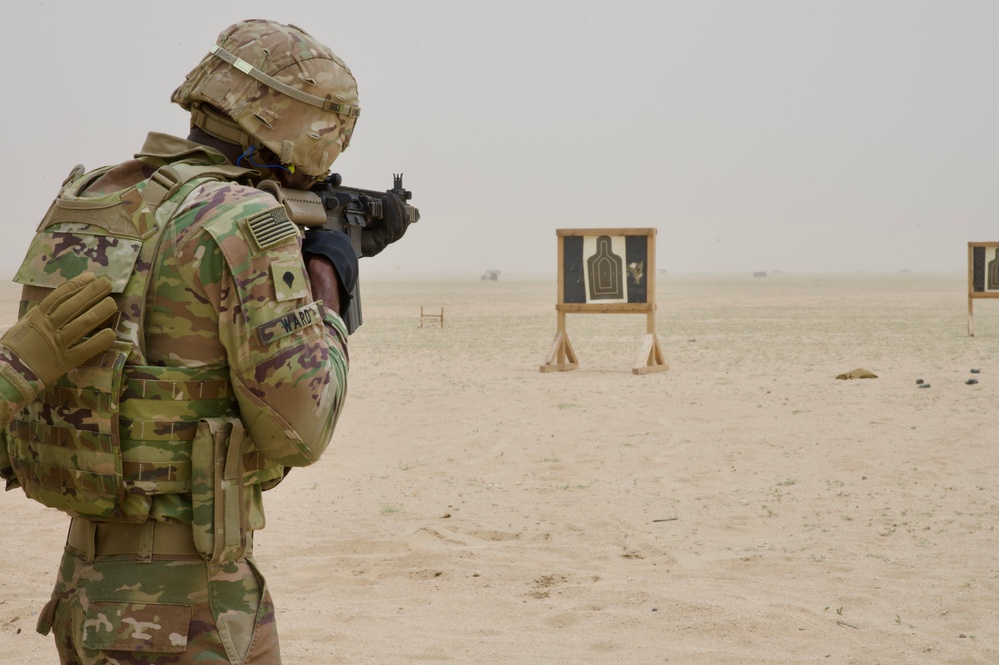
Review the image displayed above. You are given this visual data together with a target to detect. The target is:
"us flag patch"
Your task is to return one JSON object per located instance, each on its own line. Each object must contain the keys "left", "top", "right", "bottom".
{"left": 246, "top": 207, "right": 298, "bottom": 250}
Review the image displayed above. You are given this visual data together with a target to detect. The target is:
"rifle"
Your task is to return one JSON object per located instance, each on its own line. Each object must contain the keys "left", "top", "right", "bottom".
{"left": 261, "top": 174, "right": 420, "bottom": 333}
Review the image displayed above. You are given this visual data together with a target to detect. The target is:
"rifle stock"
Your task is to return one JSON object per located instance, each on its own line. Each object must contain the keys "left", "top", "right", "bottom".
{"left": 260, "top": 174, "right": 420, "bottom": 333}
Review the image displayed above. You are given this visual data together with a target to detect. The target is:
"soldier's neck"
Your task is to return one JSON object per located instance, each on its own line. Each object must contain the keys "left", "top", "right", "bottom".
{"left": 188, "top": 127, "right": 244, "bottom": 166}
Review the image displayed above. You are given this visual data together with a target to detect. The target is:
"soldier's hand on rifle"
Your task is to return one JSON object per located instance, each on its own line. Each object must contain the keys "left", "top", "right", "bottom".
{"left": 303, "top": 229, "right": 359, "bottom": 319}
{"left": 2, "top": 272, "right": 117, "bottom": 385}
{"left": 361, "top": 190, "right": 409, "bottom": 257}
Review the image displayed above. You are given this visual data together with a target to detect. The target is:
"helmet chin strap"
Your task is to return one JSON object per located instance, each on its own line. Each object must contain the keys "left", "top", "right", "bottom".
{"left": 191, "top": 103, "right": 309, "bottom": 179}
{"left": 190, "top": 103, "right": 263, "bottom": 156}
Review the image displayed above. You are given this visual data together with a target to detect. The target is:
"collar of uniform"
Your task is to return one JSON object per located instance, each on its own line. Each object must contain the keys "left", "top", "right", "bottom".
{"left": 135, "top": 132, "right": 229, "bottom": 166}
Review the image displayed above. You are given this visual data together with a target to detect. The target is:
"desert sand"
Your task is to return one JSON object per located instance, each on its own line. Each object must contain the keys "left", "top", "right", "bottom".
{"left": 1, "top": 272, "right": 997, "bottom": 664}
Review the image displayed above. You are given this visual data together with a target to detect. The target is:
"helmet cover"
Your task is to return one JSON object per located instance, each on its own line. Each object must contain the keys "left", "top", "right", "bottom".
{"left": 172, "top": 19, "right": 360, "bottom": 176}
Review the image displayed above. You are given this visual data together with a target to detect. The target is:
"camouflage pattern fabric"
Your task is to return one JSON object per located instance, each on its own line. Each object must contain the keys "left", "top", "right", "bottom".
{"left": 172, "top": 19, "right": 360, "bottom": 177}
{"left": 40, "top": 549, "right": 279, "bottom": 664}
{"left": 0, "top": 345, "right": 44, "bottom": 435}
{"left": 2, "top": 131, "right": 350, "bottom": 664}
{"left": 6, "top": 340, "right": 133, "bottom": 520}
{"left": 3, "top": 131, "right": 349, "bottom": 518}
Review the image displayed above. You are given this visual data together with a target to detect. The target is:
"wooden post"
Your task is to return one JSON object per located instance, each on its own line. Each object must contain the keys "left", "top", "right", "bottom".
{"left": 633, "top": 233, "right": 667, "bottom": 374}
{"left": 968, "top": 243, "right": 975, "bottom": 337}
{"left": 633, "top": 309, "right": 668, "bottom": 375}
{"left": 419, "top": 307, "right": 444, "bottom": 328}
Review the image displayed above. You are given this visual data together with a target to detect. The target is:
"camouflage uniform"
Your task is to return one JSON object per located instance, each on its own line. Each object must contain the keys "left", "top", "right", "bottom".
{"left": 1, "top": 131, "right": 349, "bottom": 664}
{"left": 0, "top": 348, "right": 46, "bottom": 427}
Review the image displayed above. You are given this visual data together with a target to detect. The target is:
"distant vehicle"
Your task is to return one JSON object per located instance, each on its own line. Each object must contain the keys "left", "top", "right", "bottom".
{"left": 481, "top": 269, "right": 501, "bottom": 281}
{"left": 753, "top": 271, "right": 767, "bottom": 278}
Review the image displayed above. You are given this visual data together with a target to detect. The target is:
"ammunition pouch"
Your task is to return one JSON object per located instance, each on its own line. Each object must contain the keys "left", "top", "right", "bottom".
{"left": 192, "top": 416, "right": 252, "bottom": 563}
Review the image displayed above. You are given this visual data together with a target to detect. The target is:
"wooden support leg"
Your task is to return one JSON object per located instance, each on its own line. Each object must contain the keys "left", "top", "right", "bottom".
{"left": 633, "top": 310, "right": 668, "bottom": 374}
{"left": 633, "top": 333, "right": 668, "bottom": 375}
{"left": 968, "top": 297, "right": 974, "bottom": 337}
{"left": 539, "top": 312, "right": 579, "bottom": 372}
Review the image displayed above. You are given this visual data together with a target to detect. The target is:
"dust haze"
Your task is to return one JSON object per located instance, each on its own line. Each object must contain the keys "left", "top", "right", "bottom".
{"left": 2, "top": 1, "right": 995, "bottom": 278}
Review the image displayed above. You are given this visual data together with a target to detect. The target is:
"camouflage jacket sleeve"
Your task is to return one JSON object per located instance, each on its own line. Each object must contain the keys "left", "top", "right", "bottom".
{"left": 168, "top": 182, "right": 349, "bottom": 467}
{"left": 0, "top": 346, "right": 45, "bottom": 487}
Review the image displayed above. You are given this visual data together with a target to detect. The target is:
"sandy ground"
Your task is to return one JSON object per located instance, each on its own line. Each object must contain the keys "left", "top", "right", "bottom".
{"left": 1, "top": 272, "right": 998, "bottom": 664}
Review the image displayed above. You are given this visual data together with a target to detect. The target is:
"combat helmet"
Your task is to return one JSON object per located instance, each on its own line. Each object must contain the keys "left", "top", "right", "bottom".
{"left": 172, "top": 19, "right": 360, "bottom": 178}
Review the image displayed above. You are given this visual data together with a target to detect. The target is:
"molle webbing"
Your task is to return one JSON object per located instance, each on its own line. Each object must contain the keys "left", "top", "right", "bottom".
{"left": 118, "top": 365, "right": 237, "bottom": 497}
{"left": 8, "top": 342, "right": 130, "bottom": 519}
{"left": 7, "top": 359, "right": 281, "bottom": 521}
{"left": 118, "top": 365, "right": 280, "bottom": 496}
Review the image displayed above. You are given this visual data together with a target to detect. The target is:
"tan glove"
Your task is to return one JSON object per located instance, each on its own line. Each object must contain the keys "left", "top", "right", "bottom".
{"left": 2, "top": 273, "right": 118, "bottom": 385}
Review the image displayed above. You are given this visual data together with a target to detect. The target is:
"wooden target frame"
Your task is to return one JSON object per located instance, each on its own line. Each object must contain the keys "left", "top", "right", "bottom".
{"left": 967, "top": 241, "right": 999, "bottom": 336}
{"left": 540, "top": 227, "right": 667, "bottom": 374}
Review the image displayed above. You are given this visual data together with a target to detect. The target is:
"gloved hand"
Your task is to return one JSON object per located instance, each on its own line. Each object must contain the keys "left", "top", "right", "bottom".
{"left": 302, "top": 229, "right": 358, "bottom": 317}
{"left": 361, "top": 191, "right": 410, "bottom": 257}
{"left": 2, "top": 273, "right": 117, "bottom": 385}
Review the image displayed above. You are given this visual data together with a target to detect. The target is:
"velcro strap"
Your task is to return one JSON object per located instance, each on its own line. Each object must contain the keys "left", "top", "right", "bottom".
{"left": 122, "top": 459, "right": 192, "bottom": 484}
{"left": 190, "top": 104, "right": 255, "bottom": 147}
{"left": 120, "top": 418, "right": 199, "bottom": 442}
{"left": 139, "top": 166, "right": 183, "bottom": 212}
{"left": 222, "top": 421, "right": 245, "bottom": 551}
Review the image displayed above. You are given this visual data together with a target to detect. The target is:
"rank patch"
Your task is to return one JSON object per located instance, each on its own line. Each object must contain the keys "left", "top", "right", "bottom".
{"left": 271, "top": 259, "right": 309, "bottom": 302}
{"left": 246, "top": 207, "right": 298, "bottom": 251}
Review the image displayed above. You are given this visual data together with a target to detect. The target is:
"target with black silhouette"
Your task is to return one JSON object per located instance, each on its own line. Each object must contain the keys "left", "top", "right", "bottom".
{"left": 541, "top": 228, "right": 667, "bottom": 374}
{"left": 967, "top": 242, "right": 999, "bottom": 335}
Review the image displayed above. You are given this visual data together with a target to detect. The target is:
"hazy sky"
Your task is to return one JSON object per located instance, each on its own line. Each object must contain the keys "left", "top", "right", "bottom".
{"left": 2, "top": 1, "right": 996, "bottom": 277}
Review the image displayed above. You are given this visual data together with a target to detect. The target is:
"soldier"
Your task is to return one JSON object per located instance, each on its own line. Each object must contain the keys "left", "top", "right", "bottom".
{"left": 0, "top": 273, "right": 117, "bottom": 426}
{"left": 0, "top": 19, "right": 381, "bottom": 664}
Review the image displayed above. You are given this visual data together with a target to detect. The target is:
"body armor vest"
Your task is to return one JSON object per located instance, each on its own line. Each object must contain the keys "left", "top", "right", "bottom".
{"left": 5, "top": 161, "right": 284, "bottom": 523}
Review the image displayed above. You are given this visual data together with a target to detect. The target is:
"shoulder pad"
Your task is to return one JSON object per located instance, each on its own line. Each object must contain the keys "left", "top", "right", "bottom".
{"left": 197, "top": 184, "right": 300, "bottom": 253}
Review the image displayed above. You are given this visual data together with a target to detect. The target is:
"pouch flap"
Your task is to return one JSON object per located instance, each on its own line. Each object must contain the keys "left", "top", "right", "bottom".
{"left": 81, "top": 601, "right": 191, "bottom": 653}
{"left": 13, "top": 231, "right": 141, "bottom": 293}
